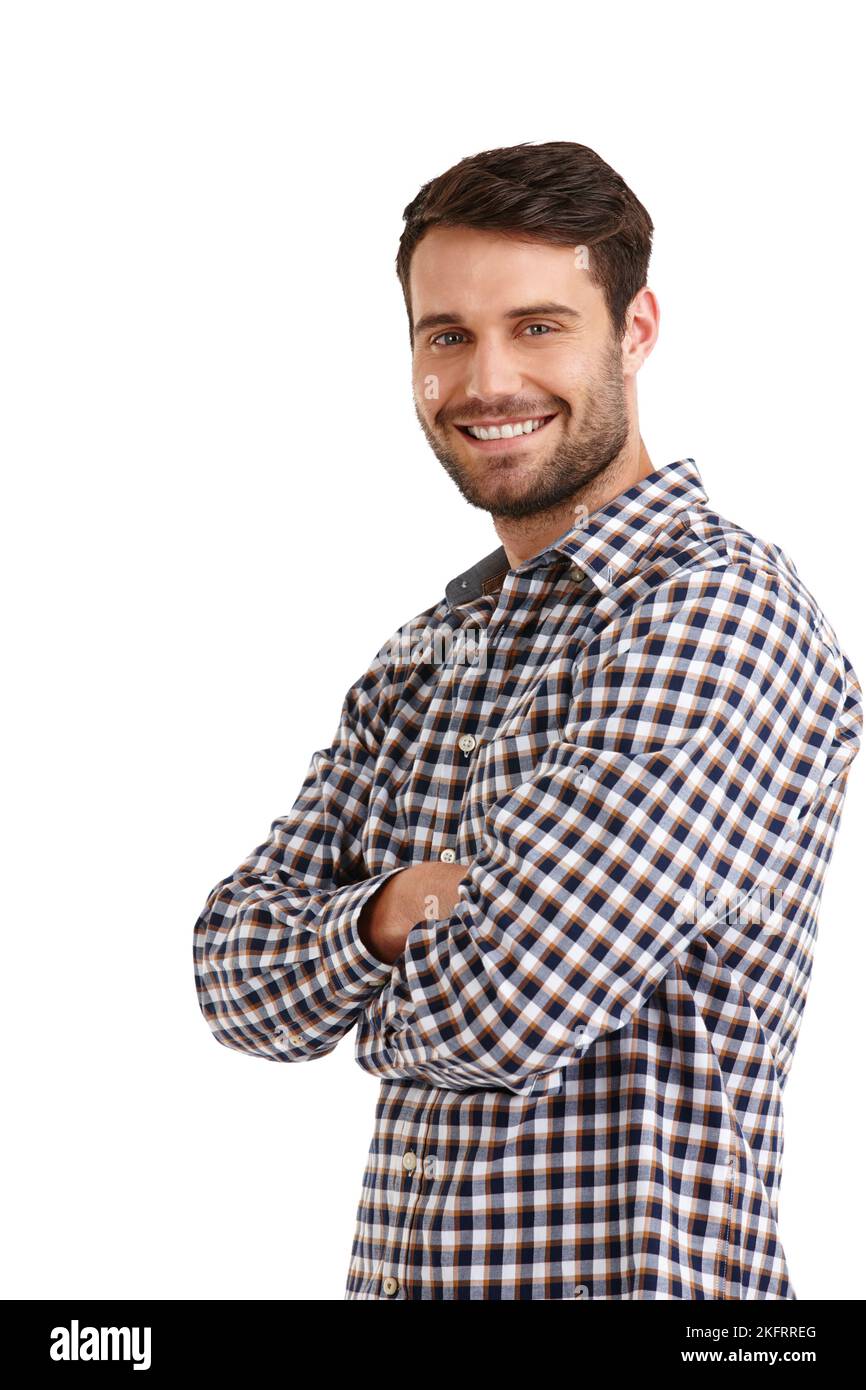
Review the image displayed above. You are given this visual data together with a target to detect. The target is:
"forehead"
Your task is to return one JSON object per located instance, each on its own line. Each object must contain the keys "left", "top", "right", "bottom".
{"left": 408, "top": 226, "right": 603, "bottom": 318}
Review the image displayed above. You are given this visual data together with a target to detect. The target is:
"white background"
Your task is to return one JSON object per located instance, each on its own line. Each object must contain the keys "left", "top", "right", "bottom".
{"left": 2, "top": 0, "right": 863, "bottom": 1301}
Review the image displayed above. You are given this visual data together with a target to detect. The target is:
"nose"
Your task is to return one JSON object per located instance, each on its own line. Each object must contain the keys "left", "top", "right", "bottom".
{"left": 464, "top": 336, "right": 524, "bottom": 402}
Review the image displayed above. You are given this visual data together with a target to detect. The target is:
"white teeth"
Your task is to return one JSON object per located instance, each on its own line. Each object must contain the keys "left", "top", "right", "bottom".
{"left": 465, "top": 415, "right": 550, "bottom": 440}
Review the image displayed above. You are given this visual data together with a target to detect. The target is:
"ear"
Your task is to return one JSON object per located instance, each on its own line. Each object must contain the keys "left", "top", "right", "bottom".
{"left": 622, "top": 286, "right": 660, "bottom": 376}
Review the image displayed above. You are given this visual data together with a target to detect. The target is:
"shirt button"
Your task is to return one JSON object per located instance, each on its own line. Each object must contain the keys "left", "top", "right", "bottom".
{"left": 571, "top": 564, "right": 585, "bottom": 580}
{"left": 402, "top": 1150, "right": 417, "bottom": 1172}
{"left": 440, "top": 848, "right": 456, "bottom": 863}
{"left": 458, "top": 733, "right": 477, "bottom": 754}
{"left": 382, "top": 1276, "right": 399, "bottom": 1296}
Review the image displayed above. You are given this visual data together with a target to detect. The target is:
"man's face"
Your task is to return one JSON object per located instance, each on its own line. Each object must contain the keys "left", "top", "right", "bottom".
{"left": 410, "top": 227, "right": 631, "bottom": 520}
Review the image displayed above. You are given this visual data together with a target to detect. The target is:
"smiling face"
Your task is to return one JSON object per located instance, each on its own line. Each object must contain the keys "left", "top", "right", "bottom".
{"left": 410, "top": 227, "right": 638, "bottom": 520}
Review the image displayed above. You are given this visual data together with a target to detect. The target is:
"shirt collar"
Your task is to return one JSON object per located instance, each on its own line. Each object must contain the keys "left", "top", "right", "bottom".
{"left": 445, "top": 457, "right": 708, "bottom": 610}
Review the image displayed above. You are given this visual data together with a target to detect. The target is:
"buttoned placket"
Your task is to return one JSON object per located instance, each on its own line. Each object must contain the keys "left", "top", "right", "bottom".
{"left": 378, "top": 1097, "right": 439, "bottom": 1298}
{"left": 431, "top": 597, "right": 499, "bottom": 865}
{"left": 379, "top": 594, "right": 506, "bottom": 1294}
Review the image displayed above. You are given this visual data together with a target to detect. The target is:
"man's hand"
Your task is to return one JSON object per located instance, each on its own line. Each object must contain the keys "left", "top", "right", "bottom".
{"left": 358, "top": 861, "right": 470, "bottom": 965}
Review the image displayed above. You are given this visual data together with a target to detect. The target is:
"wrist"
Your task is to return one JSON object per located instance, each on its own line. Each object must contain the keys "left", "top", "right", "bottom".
{"left": 358, "top": 872, "right": 405, "bottom": 963}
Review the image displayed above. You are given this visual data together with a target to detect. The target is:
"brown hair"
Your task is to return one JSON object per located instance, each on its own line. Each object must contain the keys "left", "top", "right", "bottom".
{"left": 396, "top": 140, "right": 653, "bottom": 343}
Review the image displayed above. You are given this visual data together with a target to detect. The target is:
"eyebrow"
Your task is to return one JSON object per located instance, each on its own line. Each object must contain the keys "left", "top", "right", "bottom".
{"left": 412, "top": 302, "right": 582, "bottom": 338}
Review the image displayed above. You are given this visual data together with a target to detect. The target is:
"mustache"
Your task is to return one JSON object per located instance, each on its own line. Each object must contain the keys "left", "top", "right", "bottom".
{"left": 438, "top": 399, "right": 568, "bottom": 427}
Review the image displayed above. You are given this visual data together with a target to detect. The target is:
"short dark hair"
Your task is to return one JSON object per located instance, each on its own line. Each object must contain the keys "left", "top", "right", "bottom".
{"left": 396, "top": 140, "right": 653, "bottom": 343}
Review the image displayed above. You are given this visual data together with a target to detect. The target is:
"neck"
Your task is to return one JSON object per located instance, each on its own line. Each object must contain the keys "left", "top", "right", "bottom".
{"left": 493, "top": 436, "right": 655, "bottom": 568}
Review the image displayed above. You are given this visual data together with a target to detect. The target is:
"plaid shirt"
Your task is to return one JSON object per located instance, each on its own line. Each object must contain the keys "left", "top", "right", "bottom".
{"left": 193, "top": 457, "right": 862, "bottom": 1300}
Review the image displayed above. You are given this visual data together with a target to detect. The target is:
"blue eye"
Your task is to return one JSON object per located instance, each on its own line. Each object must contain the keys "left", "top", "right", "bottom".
{"left": 431, "top": 331, "right": 467, "bottom": 347}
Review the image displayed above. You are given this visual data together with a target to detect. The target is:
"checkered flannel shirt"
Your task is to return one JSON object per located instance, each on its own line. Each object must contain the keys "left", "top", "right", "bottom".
{"left": 193, "top": 457, "right": 862, "bottom": 1299}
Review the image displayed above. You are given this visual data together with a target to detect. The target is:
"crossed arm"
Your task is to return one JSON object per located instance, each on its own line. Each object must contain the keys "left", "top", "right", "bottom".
{"left": 194, "top": 567, "right": 829, "bottom": 1094}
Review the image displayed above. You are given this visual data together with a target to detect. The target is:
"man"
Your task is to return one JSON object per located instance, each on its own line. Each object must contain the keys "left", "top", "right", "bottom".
{"left": 193, "top": 142, "right": 862, "bottom": 1299}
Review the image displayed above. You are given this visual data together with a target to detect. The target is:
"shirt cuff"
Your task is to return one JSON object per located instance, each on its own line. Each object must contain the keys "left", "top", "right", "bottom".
{"left": 317, "top": 867, "right": 408, "bottom": 997}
